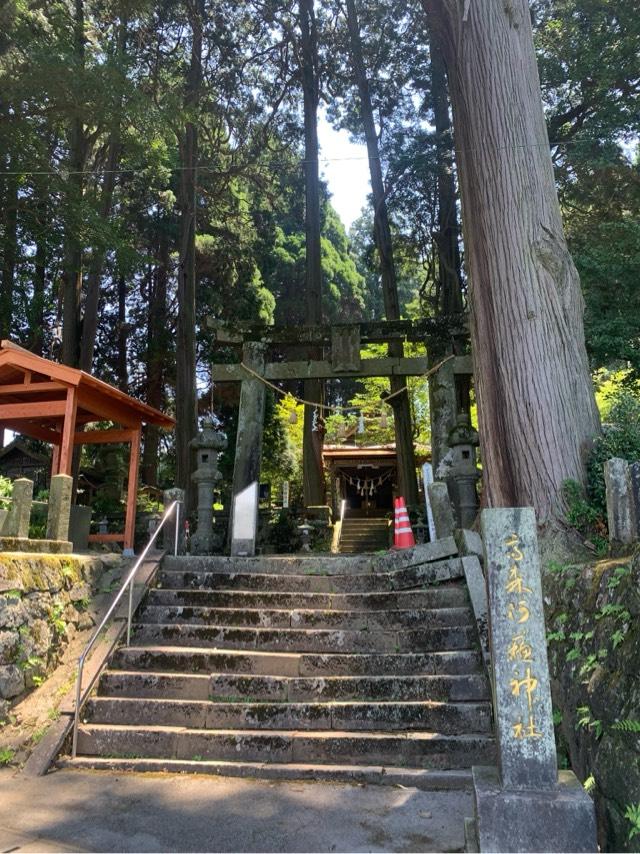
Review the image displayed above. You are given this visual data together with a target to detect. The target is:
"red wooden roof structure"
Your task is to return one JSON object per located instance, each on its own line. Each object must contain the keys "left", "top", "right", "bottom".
{"left": 0, "top": 340, "right": 174, "bottom": 552}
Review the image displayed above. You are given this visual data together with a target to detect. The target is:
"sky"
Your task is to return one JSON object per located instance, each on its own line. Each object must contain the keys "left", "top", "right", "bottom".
{"left": 317, "top": 111, "right": 370, "bottom": 230}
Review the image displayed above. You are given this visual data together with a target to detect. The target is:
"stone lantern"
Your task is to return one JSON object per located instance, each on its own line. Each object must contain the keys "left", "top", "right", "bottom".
{"left": 190, "top": 419, "right": 227, "bottom": 554}
{"left": 446, "top": 413, "right": 480, "bottom": 528}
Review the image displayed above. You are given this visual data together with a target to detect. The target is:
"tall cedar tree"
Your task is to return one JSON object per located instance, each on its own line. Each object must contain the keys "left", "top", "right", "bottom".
{"left": 343, "top": 0, "right": 418, "bottom": 505}
{"left": 422, "top": 0, "right": 601, "bottom": 525}
{"left": 299, "top": 0, "right": 326, "bottom": 506}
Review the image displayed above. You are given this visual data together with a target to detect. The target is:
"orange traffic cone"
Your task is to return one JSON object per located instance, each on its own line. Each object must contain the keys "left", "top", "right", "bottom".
{"left": 394, "top": 496, "right": 415, "bottom": 549}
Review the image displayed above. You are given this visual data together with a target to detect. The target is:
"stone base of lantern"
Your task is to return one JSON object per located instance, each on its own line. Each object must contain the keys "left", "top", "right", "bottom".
{"left": 467, "top": 766, "right": 597, "bottom": 853}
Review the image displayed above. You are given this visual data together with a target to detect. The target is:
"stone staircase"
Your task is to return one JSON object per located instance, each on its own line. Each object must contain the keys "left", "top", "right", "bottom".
{"left": 339, "top": 514, "right": 391, "bottom": 553}
{"left": 64, "top": 542, "right": 495, "bottom": 788}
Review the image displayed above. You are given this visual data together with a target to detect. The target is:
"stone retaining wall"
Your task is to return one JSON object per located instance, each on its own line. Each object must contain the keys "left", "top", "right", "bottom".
{"left": 0, "top": 553, "right": 124, "bottom": 721}
{"left": 543, "top": 551, "right": 640, "bottom": 851}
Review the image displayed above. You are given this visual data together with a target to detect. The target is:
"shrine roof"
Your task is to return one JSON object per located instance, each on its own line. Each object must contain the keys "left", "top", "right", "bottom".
{"left": 0, "top": 340, "right": 174, "bottom": 437}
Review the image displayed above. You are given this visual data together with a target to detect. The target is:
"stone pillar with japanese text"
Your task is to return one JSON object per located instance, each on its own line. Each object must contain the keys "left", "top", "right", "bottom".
{"left": 466, "top": 507, "right": 597, "bottom": 853}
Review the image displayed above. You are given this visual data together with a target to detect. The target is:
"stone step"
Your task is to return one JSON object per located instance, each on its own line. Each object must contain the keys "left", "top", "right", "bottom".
{"left": 137, "top": 604, "right": 475, "bottom": 631}
{"left": 75, "top": 723, "right": 496, "bottom": 769}
{"left": 145, "top": 585, "right": 470, "bottom": 611}
{"left": 129, "top": 623, "right": 477, "bottom": 654}
{"left": 156, "top": 557, "right": 463, "bottom": 594}
{"left": 110, "top": 646, "right": 484, "bottom": 677}
{"left": 85, "top": 697, "right": 493, "bottom": 733}
{"left": 58, "top": 756, "right": 474, "bottom": 791}
{"left": 160, "top": 538, "right": 457, "bottom": 576}
{"left": 99, "top": 670, "right": 490, "bottom": 702}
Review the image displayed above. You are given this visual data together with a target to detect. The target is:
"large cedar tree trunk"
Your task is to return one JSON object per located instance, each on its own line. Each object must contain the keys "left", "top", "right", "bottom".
{"left": 175, "top": 0, "right": 203, "bottom": 511}
{"left": 62, "top": 0, "right": 87, "bottom": 367}
{"left": 142, "top": 231, "right": 169, "bottom": 486}
{"left": 426, "top": 33, "right": 467, "bottom": 473}
{"left": 344, "top": 0, "right": 418, "bottom": 506}
{"left": 79, "top": 13, "right": 128, "bottom": 373}
{"left": 299, "top": 0, "right": 326, "bottom": 507}
{"left": 423, "top": 0, "right": 600, "bottom": 523}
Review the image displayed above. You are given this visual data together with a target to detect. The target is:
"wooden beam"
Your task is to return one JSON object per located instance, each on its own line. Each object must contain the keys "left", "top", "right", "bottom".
{"left": 88, "top": 533, "right": 126, "bottom": 543}
{"left": 0, "top": 400, "right": 67, "bottom": 419}
{"left": 0, "top": 381, "right": 68, "bottom": 396}
{"left": 58, "top": 387, "right": 78, "bottom": 476}
{"left": 74, "top": 428, "right": 134, "bottom": 445}
{"left": 51, "top": 444, "right": 60, "bottom": 477}
{"left": 124, "top": 427, "right": 142, "bottom": 552}
{"left": 2, "top": 420, "right": 61, "bottom": 443}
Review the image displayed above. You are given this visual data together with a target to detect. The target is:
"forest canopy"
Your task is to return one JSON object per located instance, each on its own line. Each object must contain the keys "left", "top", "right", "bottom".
{"left": 0, "top": 0, "right": 638, "bottom": 501}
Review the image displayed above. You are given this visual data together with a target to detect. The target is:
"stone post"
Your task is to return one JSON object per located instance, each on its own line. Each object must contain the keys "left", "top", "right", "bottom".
{"left": 46, "top": 474, "right": 73, "bottom": 542}
{"left": 190, "top": 419, "right": 227, "bottom": 554}
{"left": 446, "top": 413, "right": 480, "bottom": 528}
{"left": 467, "top": 507, "right": 597, "bottom": 853}
{"left": 229, "top": 341, "right": 267, "bottom": 556}
{"left": 3, "top": 478, "right": 34, "bottom": 538}
{"left": 427, "top": 482, "right": 455, "bottom": 539}
{"left": 162, "top": 488, "right": 185, "bottom": 553}
{"left": 604, "top": 458, "right": 636, "bottom": 548}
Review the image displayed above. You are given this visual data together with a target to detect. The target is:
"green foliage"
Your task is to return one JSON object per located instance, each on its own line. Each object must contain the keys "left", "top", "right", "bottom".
{"left": 611, "top": 720, "right": 640, "bottom": 733}
{"left": 266, "top": 510, "right": 300, "bottom": 554}
{"left": 0, "top": 475, "right": 12, "bottom": 506}
{"left": 624, "top": 803, "right": 640, "bottom": 842}
{"left": 576, "top": 706, "right": 603, "bottom": 740}
{"left": 583, "top": 775, "right": 596, "bottom": 794}
{"left": 0, "top": 748, "right": 15, "bottom": 766}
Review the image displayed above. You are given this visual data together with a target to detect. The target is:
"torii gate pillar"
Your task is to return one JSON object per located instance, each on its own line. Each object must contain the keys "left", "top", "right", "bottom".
{"left": 228, "top": 341, "right": 267, "bottom": 555}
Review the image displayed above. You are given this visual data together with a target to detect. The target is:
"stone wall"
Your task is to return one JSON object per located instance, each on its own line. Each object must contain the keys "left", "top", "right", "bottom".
{"left": 0, "top": 553, "right": 124, "bottom": 721}
{"left": 543, "top": 551, "right": 640, "bottom": 851}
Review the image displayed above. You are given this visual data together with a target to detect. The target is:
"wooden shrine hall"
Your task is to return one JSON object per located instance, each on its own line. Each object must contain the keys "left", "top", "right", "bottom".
{"left": 0, "top": 340, "right": 174, "bottom": 552}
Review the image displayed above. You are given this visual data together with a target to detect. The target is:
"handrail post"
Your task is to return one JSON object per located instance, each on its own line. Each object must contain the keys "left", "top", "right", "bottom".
{"left": 174, "top": 501, "right": 180, "bottom": 556}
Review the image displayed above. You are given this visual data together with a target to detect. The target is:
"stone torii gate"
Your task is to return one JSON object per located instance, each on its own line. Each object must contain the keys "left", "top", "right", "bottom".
{"left": 209, "top": 318, "right": 473, "bottom": 555}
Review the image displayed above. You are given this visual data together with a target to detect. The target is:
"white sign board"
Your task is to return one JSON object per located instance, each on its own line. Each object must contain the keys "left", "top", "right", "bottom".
{"left": 422, "top": 462, "right": 436, "bottom": 542}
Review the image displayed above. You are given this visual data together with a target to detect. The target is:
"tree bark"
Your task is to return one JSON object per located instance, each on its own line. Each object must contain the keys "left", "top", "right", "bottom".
{"left": 299, "top": 0, "right": 326, "bottom": 507}
{"left": 175, "top": 0, "right": 203, "bottom": 510}
{"left": 79, "top": 13, "right": 128, "bottom": 373}
{"left": 422, "top": 0, "right": 600, "bottom": 523}
{"left": 426, "top": 32, "right": 467, "bottom": 473}
{"left": 142, "top": 231, "right": 169, "bottom": 486}
{"left": 0, "top": 171, "right": 18, "bottom": 341}
{"left": 116, "top": 273, "right": 128, "bottom": 391}
{"left": 61, "top": 0, "right": 87, "bottom": 367}
{"left": 344, "top": 0, "right": 418, "bottom": 506}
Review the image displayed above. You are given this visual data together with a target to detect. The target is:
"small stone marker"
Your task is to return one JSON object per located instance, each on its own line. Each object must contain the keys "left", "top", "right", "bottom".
{"left": 421, "top": 463, "right": 436, "bottom": 541}
{"left": 46, "top": 474, "right": 73, "bottom": 542}
{"left": 427, "top": 481, "right": 455, "bottom": 539}
{"left": 605, "top": 458, "right": 637, "bottom": 546}
{"left": 3, "top": 478, "right": 33, "bottom": 538}
{"left": 231, "top": 481, "right": 259, "bottom": 556}
{"left": 468, "top": 507, "right": 597, "bottom": 853}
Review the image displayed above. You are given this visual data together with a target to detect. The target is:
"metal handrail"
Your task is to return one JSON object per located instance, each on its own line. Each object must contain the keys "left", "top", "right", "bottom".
{"left": 71, "top": 499, "right": 181, "bottom": 758}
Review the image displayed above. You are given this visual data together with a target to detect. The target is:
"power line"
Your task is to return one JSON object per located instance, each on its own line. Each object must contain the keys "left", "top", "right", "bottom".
{"left": 0, "top": 136, "right": 632, "bottom": 178}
